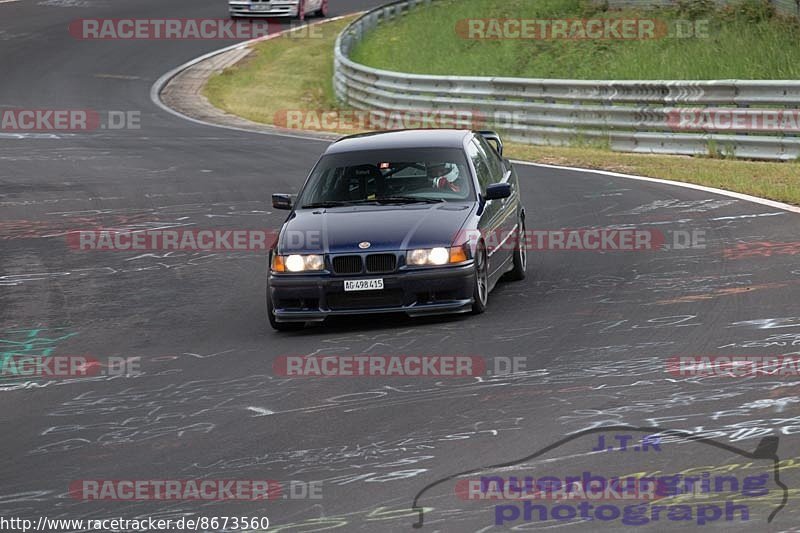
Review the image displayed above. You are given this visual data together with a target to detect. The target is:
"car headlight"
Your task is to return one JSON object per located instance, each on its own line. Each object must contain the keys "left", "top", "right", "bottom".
{"left": 272, "top": 254, "right": 324, "bottom": 272}
{"left": 406, "top": 246, "right": 469, "bottom": 266}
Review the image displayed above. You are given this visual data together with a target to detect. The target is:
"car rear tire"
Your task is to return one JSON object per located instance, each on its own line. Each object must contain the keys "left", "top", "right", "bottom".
{"left": 505, "top": 215, "right": 527, "bottom": 281}
{"left": 471, "top": 244, "right": 488, "bottom": 314}
{"left": 267, "top": 285, "right": 304, "bottom": 331}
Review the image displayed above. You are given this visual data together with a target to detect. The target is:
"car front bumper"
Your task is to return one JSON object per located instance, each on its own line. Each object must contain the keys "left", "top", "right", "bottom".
{"left": 269, "top": 262, "right": 475, "bottom": 322}
{"left": 229, "top": 1, "right": 300, "bottom": 17}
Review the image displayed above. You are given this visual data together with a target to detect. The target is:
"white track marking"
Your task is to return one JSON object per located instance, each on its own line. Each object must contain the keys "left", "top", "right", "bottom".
{"left": 511, "top": 160, "right": 800, "bottom": 215}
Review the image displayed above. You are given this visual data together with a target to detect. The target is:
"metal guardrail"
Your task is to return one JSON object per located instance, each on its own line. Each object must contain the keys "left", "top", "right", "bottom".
{"left": 604, "top": 0, "right": 800, "bottom": 20}
{"left": 334, "top": 0, "right": 800, "bottom": 160}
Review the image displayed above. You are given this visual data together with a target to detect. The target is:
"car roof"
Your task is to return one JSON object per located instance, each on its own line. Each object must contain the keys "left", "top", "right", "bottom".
{"left": 324, "top": 129, "right": 473, "bottom": 154}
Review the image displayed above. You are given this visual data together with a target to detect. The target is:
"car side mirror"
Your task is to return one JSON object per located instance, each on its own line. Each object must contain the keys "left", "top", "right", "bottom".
{"left": 485, "top": 183, "right": 511, "bottom": 201}
{"left": 272, "top": 193, "right": 293, "bottom": 210}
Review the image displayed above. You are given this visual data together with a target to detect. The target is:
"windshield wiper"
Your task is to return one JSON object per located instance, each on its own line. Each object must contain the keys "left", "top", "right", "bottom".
{"left": 300, "top": 201, "right": 355, "bottom": 209}
{"left": 375, "top": 196, "right": 444, "bottom": 204}
{"left": 302, "top": 197, "right": 444, "bottom": 208}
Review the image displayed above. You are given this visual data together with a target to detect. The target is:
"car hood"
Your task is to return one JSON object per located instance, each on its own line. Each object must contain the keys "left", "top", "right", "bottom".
{"left": 279, "top": 203, "right": 473, "bottom": 254}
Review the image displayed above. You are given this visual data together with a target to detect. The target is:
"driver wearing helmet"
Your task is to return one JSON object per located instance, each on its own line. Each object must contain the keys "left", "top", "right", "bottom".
{"left": 430, "top": 162, "right": 462, "bottom": 193}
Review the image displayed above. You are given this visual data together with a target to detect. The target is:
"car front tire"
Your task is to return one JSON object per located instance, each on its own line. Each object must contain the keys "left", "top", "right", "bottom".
{"left": 505, "top": 215, "right": 527, "bottom": 281}
{"left": 471, "top": 243, "right": 488, "bottom": 314}
{"left": 315, "top": 0, "right": 328, "bottom": 17}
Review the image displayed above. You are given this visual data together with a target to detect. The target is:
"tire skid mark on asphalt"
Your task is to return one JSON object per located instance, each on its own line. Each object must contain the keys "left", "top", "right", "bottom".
{"left": 0, "top": 132, "right": 63, "bottom": 139}
{"left": 718, "top": 332, "right": 800, "bottom": 350}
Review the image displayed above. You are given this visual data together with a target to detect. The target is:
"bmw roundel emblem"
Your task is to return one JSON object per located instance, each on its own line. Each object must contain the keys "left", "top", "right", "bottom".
{"left": 358, "top": 241, "right": 371, "bottom": 249}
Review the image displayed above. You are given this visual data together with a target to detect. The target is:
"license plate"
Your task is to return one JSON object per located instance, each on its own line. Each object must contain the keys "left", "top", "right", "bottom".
{"left": 344, "top": 279, "right": 384, "bottom": 292}
{"left": 250, "top": 4, "right": 271, "bottom": 11}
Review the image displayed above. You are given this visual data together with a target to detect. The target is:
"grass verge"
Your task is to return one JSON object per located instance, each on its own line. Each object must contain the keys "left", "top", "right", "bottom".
{"left": 507, "top": 144, "right": 800, "bottom": 205}
{"left": 350, "top": 0, "right": 800, "bottom": 80}
{"left": 203, "top": 13, "right": 800, "bottom": 206}
{"left": 204, "top": 16, "right": 354, "bottom": 124}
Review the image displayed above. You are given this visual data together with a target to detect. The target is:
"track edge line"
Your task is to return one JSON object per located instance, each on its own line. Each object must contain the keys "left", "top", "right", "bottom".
{"left": 511, "top": 159, "right": 800, "bottom": 215}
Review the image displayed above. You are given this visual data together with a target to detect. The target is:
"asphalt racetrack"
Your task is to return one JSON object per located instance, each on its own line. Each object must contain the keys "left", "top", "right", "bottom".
{"left": 1, "top": 0, "right": 800, "bottom": 531}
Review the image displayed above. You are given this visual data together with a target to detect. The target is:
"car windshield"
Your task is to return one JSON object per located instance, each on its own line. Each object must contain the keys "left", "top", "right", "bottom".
{"left": 297, "top": 147, "right": 474, "bottom": 208}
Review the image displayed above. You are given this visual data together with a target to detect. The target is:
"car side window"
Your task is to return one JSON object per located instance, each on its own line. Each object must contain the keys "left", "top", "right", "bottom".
{"left": 467, "top": 140, "right": 492, "bottom": 194}
{"left": 475, "top": 136, "right": 506, "bottom": 183}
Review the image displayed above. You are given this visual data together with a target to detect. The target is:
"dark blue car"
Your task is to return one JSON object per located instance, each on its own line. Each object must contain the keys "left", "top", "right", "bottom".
{"left": 267, "top": 129, "right": 527, "bottom": 330}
